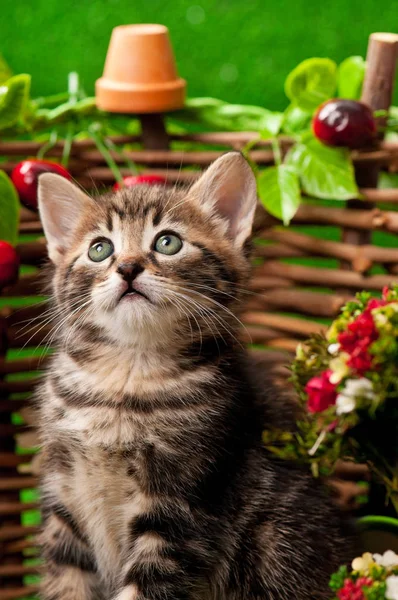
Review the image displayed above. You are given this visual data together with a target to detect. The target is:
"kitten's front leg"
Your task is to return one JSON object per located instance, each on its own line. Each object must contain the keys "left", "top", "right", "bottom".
{"left": 39, "top": 505, "right": 99, "bottom": 600}
{"left": 114, "top": 504, "right": 211, "bottom": 600}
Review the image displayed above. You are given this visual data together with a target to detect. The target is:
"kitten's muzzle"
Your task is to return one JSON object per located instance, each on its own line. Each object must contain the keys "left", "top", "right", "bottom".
{"left": 119, "top": 283, "right": 148, "bottom": 301}
{"left": 117, "top": 263, "right": 149, "bottom": 302}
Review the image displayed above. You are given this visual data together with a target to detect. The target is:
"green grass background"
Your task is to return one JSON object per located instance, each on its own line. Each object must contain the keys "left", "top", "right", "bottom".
{"left": 1, "top": 0, "right": 398, "bottom": 109}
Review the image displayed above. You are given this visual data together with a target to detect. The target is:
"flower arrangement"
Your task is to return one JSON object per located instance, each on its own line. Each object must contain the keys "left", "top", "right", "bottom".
{"left": 330, "top": 550, "right": 398, "bottom": 599}
{"left": 263, "top": 287, "right": 398, "bottom": 513}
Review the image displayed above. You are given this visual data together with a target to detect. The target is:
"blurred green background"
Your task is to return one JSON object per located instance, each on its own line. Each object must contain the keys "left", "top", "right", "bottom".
{"left": 2, "top": 0, "right": 398, "bottom": 109}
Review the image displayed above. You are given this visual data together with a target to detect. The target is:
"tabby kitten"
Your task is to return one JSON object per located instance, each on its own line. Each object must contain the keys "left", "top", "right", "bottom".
{"left": 37, "top": 152, "right": 347, "bottom": 600}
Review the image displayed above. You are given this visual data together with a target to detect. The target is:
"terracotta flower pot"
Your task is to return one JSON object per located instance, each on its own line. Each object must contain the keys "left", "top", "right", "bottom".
{"left": 96, "top": 24, "right": 186, "bottom": 114}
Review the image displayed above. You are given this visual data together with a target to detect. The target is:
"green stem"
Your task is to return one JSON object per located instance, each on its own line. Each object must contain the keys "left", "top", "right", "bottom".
{"left": 88, "top": 125, "right": 124, "bottom": 184}
{"left": 37, "top": 130, "right": 58, "bottom": 159}
{"left": 242, "top": 134, "right": 262, "bottom": 156}
{"left": 60, "top": 72, "right": 80, "bottom": 168}
{"left": 241, "top": 135, "right": 261, "bottom": 176}
{"left": 271, "top": 137, "right": 282, "bottom": 166}
{"left": 366, "top": 441, "right": 396, "bottom": 477}
{"left": 390, "top": 493, "right": 398, "bottom": 516}
{"left": 68, "top": 71, "right": 79, "bottom": 105}
{"left": 62, "top": 123, "right": 74, "bottom": 168}
{"left": 31, "top": 92, "right": 69, "bottom": 108}
{"left": 104, "top": 138, "right": 139, "bottom": 175}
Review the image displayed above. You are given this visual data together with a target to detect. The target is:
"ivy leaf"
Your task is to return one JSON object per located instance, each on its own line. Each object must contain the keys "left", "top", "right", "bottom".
{"left": 285, "top": 137, "right": 358, "bottom": 200}
{"left": 257, "top": 164, "right": 301, "bottom": 225}
{"left": 174, "top": 97, "right": 283, "bottom": 134}
{"left": 0, "top": 74, "right": 31, "bottom": 131}
{"left": 282, "top": 103, "right": 312, "bottom": 135}
{"left": 0, "top": 170, "right": 19, "bottom": 245}
{"left": 0, "top": 54, "right": 12, "bottom": 84}
{"left": 338, "top": 56, "right": 366, "bottom": 100}
{"left": 285, "top": 58, "right": 337, "bottom": 112}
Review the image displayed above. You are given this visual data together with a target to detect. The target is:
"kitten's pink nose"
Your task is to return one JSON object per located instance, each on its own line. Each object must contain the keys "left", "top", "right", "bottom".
{"left": 117, "top": 262, "right": 144, "bottom": 282}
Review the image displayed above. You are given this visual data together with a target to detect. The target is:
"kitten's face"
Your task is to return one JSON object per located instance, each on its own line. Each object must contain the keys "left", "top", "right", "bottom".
{"left": 38, "top": 153, "right": 257, "bottom": 347}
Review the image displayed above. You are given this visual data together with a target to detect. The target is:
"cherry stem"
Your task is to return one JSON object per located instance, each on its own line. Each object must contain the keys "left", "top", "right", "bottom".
{"left": 88, "top": 124, "right": 124, "bottom": 184}
{"left": 37, "top": 130, "right": 58, "bottom": 159}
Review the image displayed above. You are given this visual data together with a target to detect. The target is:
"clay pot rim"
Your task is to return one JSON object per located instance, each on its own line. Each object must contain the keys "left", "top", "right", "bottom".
{"left": 96, "top": 78, "right": 186, "bottom": 92}
{"left": 113, "top": 23, "right": 168, "bottom": 35}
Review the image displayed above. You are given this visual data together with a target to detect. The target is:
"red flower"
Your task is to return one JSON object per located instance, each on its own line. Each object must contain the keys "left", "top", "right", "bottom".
{"left": 367, "top": 297, "right": 387, "bottom": 310}
{"left": 337, "top": 577, "right": 373, "bottom": 600}
{"left": 338, "top": 307, "right": 379, "bottom": 375}
{"left": 305, "top": 370, "right": 337, "bottom": 413}
{"left": 347, "top": 352, "right": 373, "bottom": 374}
{"left": 382, "top": 286, "right": 390, "bottom": 301}
{"left": 349, "top": 311, "right": 378, "bottom": 338}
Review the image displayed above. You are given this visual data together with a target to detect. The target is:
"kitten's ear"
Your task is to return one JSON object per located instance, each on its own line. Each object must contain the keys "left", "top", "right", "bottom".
{"left": 38, "top": 173, "right": 94, "bottom": 264}
{"left": 189, "top": 152, "right": 258, "bottom": 247}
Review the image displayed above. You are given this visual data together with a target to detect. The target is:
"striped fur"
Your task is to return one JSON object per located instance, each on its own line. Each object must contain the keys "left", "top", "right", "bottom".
{"left": 37, "top": 153, "right": 350, "bottom": 600}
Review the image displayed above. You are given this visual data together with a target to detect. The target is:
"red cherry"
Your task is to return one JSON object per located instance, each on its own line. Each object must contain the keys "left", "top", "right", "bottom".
{"left": 11, "top": 159, "right": 72, "bottom": 210}
{"left": 0, "top": 241, "right": 19, "bottom": 288}
{"left": 312, "top": 99, "right": 377, "bottom": 149}
{"left": 113, "top": 175, "right": 167, "bottom": 191}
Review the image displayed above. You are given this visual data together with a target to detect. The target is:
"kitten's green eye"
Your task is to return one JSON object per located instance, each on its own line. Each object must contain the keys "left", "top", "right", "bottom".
{"left": 88, "top": 239, "right": 114, "bottom": 262}
{"left": 154, "top": 233, "right": 183, "bottom": 256}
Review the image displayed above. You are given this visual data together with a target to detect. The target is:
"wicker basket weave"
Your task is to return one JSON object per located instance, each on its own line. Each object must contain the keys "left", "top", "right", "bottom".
{"left": 1, "top": 32, "right": 398, "bottom": 600}
{"left": 0, "top": 128, "right": 396, "bottom": 600}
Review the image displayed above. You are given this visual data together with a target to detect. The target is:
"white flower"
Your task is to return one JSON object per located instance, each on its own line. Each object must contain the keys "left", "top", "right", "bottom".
{"left": 374, "top": 312, "right": 388, "bottom": 326}
{"left": 335, "top": 378, "right": 375, "bottom": 415}
{"left": 329, "top": 354, "right": 350, "bottom": 384}
{"left": 328, "top": 343, "right": 340, "bottom": 355}
{"left": 336, "top": 393, "right": 356, "bottom": 415}
{"left": 344, "top": 378, "right": 374, "bottom": 398}
{"left": 374, "top": 550, "right": 398, "bottom": 568}
{"left": 386, "top": 575, "right": 398, "bottom": 600}
{"left": 352, "top": 552, "right": 375, "bottom": 572}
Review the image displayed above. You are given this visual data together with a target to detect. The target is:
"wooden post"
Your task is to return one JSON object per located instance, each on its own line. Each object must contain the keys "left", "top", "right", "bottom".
{"left": 342, "top": 33, "right": 398, "bottom": 251}
{"left": 139, "top": 114, "right": 170, "bottom": 150}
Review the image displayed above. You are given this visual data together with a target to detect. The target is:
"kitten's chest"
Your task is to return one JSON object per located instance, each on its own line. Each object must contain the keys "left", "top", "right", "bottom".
{"left": 70, "top": 449, "right": 142, "bottom": 584}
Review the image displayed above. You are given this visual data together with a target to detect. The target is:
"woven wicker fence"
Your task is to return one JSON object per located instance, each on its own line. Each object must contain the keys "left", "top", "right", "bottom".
{"left": 1, "top": 32, "right": 398, "bottom": 600}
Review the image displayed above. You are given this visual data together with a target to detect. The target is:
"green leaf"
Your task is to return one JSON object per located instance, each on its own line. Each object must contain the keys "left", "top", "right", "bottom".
{"left": 0, "top": 74, "right": 31, "bottom": 131}
{"left": 285, "top": 58, "right": 337, "bottom": 112}
{"left": 337, "top": 56, "right": 366, "bottom": 100}
{"left": 285, "top": 137, "right": 358, "bottom": 200}
{"left": 0, "top": 55, "right": 12, "bottom": 84}
{"left": 387, "top": 106, "right": 398, "bottom": 133}
{"left": 173, "top": 97, "right": 283, "bottom": 134}
{"left": 378, "top": 171, "right": 398, "bottom": 189}
{"left": 389, "top": 105, "right": 398, "bottom": 120}
{"left": 0, "top": 170, "right": 19, "bottom": 245}
{"left": 385, "top": 131, "right": 398, "bottom": 142}
{"left": 257, "top": 164, "right": 301, "bottom": 225}
{"left": 282, "top": 103, "right": 312, "bottom": 135}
